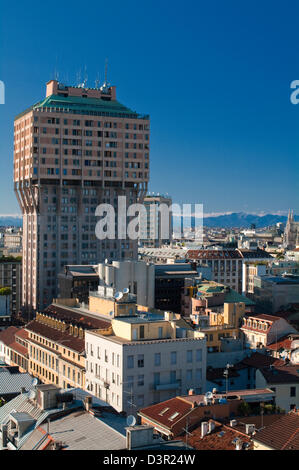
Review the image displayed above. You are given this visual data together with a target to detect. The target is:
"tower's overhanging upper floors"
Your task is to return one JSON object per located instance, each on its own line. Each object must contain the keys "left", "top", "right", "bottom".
{"left": 13, "top": 79, "right": 150, "bottom": 311}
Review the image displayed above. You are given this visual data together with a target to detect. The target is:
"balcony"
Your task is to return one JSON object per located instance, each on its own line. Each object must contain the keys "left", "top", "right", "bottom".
{"left": 154, "top": 381, "right": 180, "bottom": 391}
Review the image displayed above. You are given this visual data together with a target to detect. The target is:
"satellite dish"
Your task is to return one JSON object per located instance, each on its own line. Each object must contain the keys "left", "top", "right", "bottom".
{"left": 29, "top": 390, "right": 36, "bottom": 400}
{"left": 123, "top": 288, "right": 130, "bottom": 294}
{"left": 127, "top": 415, "right": 136, "bottom": 427}
{"left": 114, "top": 291, "right": 123, "bottom": 301}
{"left": 31, "top": 378, "right": 38, "bottom": 387}
{"left": 109, "top": 311, "right": 114, "bottom": 317}
{"left": 205, "top": 391, "right": 213, "bottom": 399}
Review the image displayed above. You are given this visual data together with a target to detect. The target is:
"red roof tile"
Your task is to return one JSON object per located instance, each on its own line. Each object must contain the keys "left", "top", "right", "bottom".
{"left": 139, "top": 397, "right": 192, "bottom": 429}
{"left": 267, "top": 334, "right": 299, "bottom": 351}
{"left": 0, "top": 326, "right": 19, "bottom": 346}
{"left": 44, "top": 304, "right": 110, "bottom": 330}
{"left": 186, "top": 250, "right": 242, "bottom": 260}
{"left": 241, "top": 352, "right": 299, "bottom": 384}
{"left": 15, "top": 328, "right": 29, "bottom": 341}
{"left": 207, "top": 367, "right": 239, "bottom": 382}
{"left": 241, "top": 352, "right": 284, "bottom": 369}
{"left": 253, "top": 412, "right": 299, "bottom": 450}
{"left": 26, "top": 320, "right": 86, "bottom": 353}
{"left": 259, "top": 364, "right": 299, "bottom": 385}
{"left": 9, "top": 340, "right": 28, "bottom": 357}
{"left": 180, "top": 420, "right": 252, "bottom": 450}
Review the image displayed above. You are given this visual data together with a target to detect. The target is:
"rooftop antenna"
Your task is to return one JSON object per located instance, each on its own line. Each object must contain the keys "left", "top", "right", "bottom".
{"left": 76, "top": 68, "right": 82, "bottom": 87}
{"left": 54, "top": 67, "right": 59, "bottom": 82}
{"left": 83, "top": 65, "right": 88, "bottom": 88}
{"left": 95, "top": 72, "right": 100, "bottom": 89}
{"left": 182, "top": 417, "right": 193, "bottom": 450}
{"left": 101, "top": 58, "right": 110, "bottom": 92}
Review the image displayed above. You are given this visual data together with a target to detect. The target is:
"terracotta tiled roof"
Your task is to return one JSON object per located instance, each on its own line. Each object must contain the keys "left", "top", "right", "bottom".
{"left": 259, "top": 364, "right": 299, "bottom": 384}
{"left": 251, "top": 314, "right": 282, "bottom": 322}
{"left": 9, "top": 341, "right": 28, "bottom": 357}
{"left": 237, "top": 249, "right": 273, "bottom": 259}
{"left": 25, "top": 320, "right": 86, "bottom": 353}
{"left": 267, "top": 334, "right": 299, "bottom": 351}
{"left": 241, "top": 352, "right": 284, "bottom": 369}
{"left": 180, "top": 419, "right": 252, "bottom": 450}
{"left": 228, "top": 414, "right": 284, "bottom": 434}
{"left": 241, "top": 352, "right": 299, "bottom": 384}
{"left": 186, "top": 249, "right": 242, "bottom": 260}
{"left": 253, "top": 412, "right": 299, "bottom": 450}
{"left": 0, "top": 326, "right": 19, "bottom": 346}
{"left": 44, "top": 304, "right": 110, "bottom": 330}
{"left": 206, "top": 367, "right": 239, "bottom": 382}
{"left": 15, "top": 329, "right": 29, "bottom": 341}
{"left": 139, "top": 397, "right": 192, "bottom": 429}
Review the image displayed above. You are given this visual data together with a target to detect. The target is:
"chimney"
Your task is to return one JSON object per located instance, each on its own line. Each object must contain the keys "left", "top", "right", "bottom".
{"left": 188, "top": 389, "right": 195, "bottom": 396}
{"left": 201, "top": 421, "right": 208, "bottom": 438}
{"left": 84, "top": 396, "right": 92, "bottom": 412}
{"left": 126, "top": 426, "right": 155, "bottom": 450}
{"left": 230, "top": 419, "right": 237, "bottom": 427}
{"left": 208, "top": 421, "right": 215, "bottom": 434}
{"left": 1, "top": 424, "right": 8, "bottom": 448}
{"left": 235, "top": 439, "right": 242, "bottom": 450}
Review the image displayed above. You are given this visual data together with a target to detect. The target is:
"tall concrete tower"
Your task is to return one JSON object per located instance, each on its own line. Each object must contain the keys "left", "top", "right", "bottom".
{"left": 14, "top": 79, "right": 149, "bottom": 312}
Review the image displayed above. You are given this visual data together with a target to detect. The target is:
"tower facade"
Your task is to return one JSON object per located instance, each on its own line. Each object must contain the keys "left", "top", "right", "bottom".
{"left": 14, "top": 80, "right": 149, "bottom": 312}
{"left": 283, "top": 210, "right": 299, "bottom": 250}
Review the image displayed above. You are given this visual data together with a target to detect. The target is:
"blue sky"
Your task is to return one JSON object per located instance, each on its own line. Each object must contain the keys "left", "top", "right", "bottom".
{"left": 0, "top": 0, "right": 298, "bottom": 215}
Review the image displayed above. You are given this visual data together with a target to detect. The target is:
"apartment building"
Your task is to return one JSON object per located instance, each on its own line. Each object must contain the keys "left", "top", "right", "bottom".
{"left": 186, "top": 249, "right": 243, "bottom": 292}
{"left": 181, "top": 279, "right": 255, "bottom": 317}
{"left": 186, "top": 248, "right": 273, "bottom": 294}
{"left": 0, "top": 256, "right": 22, "bottom": 317}
{"left": 139, "top": 194, "right": 173, "bottom": 247}
{"left": 242, "top": 260, "right": 299, "bottom": 296}
{"left": 190, "top": 302, "right": 246, "bottom": 353}
{"left": 24, "top": 303, "right": 110, "bottom": 389}
{"left": 252, "top": 274, "right": 299, "bottom": 314}
{"left": 14, "top": 79, "right": 150, "bottom": 312}
{"left": 85, "top": 294, "right": 207, "bottom": 414}
{"left": 240, "top": 314, "right": 297, "bottom": 349}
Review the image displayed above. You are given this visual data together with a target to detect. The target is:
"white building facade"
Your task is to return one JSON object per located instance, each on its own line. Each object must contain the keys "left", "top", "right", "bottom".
{"left": 97, "top": 260, "right": 155, "bottom": 308}
{"left": 85, "top": 322, "right": 206, "bottom": 414}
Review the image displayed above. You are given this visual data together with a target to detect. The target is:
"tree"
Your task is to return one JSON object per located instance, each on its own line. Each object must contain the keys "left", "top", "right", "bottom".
{"left": 237, "top": 401, "right": 251, "bottom": 416}
{"left": 0, "top": 287, "right": 12, "bottom": 315}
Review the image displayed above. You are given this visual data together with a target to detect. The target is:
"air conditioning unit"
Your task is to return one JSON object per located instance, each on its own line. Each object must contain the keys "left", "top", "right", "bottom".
{"left": 245, "top": 424, "right": 255, "bottom": 434}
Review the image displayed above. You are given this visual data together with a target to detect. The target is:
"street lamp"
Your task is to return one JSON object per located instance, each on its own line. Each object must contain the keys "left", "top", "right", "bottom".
{"left": 223, "top": 363, "right": 232, "bottom": 395}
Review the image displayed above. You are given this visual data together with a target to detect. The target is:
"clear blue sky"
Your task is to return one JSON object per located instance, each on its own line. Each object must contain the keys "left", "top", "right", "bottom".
{"left": 0, "top": 0, "right": 298, "bottom": 215}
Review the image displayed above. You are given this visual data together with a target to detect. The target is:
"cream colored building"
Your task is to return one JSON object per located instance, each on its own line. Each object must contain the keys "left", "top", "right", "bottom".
{"left": 85, "top": 293, "right": 207, "bottom": 414}
{"left": 255, "top": 368, "right": 299, "bottom": 412}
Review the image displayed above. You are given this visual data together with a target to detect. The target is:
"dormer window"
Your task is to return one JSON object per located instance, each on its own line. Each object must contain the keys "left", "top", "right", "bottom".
{"left": 169, "top": 412, "right": 180, "bottom": 421}
{"left": 159, "top": 407, "right": 169, "bottom": 416}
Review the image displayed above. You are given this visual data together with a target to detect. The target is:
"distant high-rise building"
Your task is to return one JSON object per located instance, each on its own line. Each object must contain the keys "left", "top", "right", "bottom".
{"left": 139, "top": 194, "right": 173, "bottom": 247}
{"left": 14, "top": 79, "right": 150, "bottom": 312}
{"left": 283, "top": 210, "right": 299, "bottom": 250}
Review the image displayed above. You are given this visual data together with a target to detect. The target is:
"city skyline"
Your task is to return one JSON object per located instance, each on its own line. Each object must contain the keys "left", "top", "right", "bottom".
{"left": 0, "top": 1, "right": 298, "bottom": 215}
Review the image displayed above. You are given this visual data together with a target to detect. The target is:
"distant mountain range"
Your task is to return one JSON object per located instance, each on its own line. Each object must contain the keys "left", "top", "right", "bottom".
{"left": 0, "top": 212, "right": 298, "bottom": 229}
{"left": 203, "top": 212, "right": 298, "bottom": 228}
{"left": 0, "top": 216, "right": 22, "bottom": 227}
{"left": 173, "top": 212, "right": 299, "bottom": 229}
